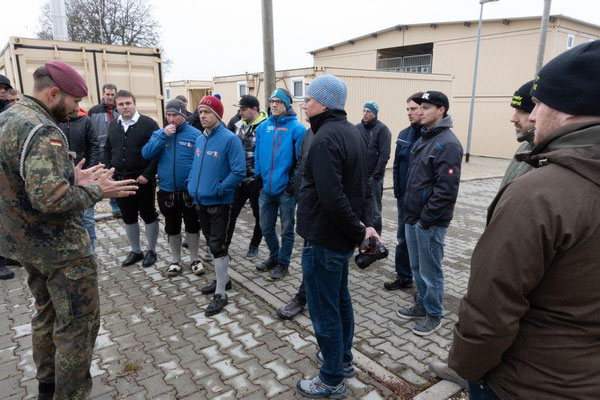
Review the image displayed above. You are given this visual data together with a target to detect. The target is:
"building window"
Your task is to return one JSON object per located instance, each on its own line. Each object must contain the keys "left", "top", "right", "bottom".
{"left": 566, "top": 34, "right": 575, "bottom": 49}
{"left": 237, "top": 81, "right": 248, "bottom": 97}
{"left": 166, "top": 88, "right": 171, "bottom": 100}
{"left": 376, "top": 43, "right": 433, "bottom": 74}
{"left": 291, "top": 77, "right": 305, "bottom": 99}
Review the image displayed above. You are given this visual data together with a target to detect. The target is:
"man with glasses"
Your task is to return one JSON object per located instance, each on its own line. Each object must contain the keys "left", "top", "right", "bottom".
{"left": 254, "top": 88, "right": 306, "bottom": 281}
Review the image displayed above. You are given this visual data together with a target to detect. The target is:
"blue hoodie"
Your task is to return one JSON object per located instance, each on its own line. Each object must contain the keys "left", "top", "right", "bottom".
{"left": 255, "top": 109, "right": 306, "bottom": 196}
{"left": 142, "top": 122, "right": 201, "bottom": 192}
{"left": 187, "top": 124, "right": 246, "bottom": 205}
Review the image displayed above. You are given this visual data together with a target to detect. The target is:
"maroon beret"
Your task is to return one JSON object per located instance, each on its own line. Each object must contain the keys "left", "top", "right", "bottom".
{"left": 43, "top": 60, "right": 88, "bottom": 98}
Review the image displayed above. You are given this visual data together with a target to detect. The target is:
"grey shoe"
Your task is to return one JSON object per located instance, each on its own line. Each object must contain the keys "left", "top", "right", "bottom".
{"left": 246, "top": 246, "right": 259, "bottom": 258}
{"left": 429, "top": 360, "right": 468, "bottom": 389}
{"left": 256, "top": 257, "right": 277, "bottom": 272}
{"left": 266, "top": 264, "right": 288, "bottom": 281}
{"left": 413, "top": 315, "right": 442, "bottom": 336}
{"left": 0, "top": 265, "right": 15, "bottom": 280}
{"left": 277, "top": 297, "right": 304, "bottom": 320}
{"left": 396, "top": 303, "right": 426, "bottom": 320}
{"left": 316, "top": 351, "right": 357, "bottom": 378}
{"left": 296, "top": 375, "right": 347, "bottom": 399}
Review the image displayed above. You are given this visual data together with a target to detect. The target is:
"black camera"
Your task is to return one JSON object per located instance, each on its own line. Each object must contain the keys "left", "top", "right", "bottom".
{"left": 354, "top": 236, "right": 389, "bottom": 269}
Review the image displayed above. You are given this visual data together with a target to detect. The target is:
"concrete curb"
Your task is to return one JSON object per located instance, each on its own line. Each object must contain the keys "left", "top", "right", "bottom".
{"left": 413, "top": 380, "right": 463, "bottom": 400}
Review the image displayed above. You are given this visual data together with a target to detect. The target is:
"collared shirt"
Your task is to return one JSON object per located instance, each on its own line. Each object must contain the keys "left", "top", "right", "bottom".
{"left": 118, "top": 111, "right": 140, "bottom": 132}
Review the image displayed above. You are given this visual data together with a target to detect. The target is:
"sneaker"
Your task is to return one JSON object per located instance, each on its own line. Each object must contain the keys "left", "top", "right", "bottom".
{"left": 0, "top": 265, "right": 15, "bottom": 280}
{"left": 111, "top": 204, "right": 122, "bottom": 218}
{"left": 166, "top": 263, "right": 182, "bottom": 277}
{"left": 413, "top": 315, "right": 442, "bottom": 336}
{"left": 384, "top": 278, "right": 413, "bottom": 291}
{"left": 205, "top": 294, "right": 228, "bottom": 316}
{"left": 277, "top": 297, "right": 305, "bottom": 320}
{"left": 201, "top": 279, "right": 232, "bottom": 295}
{"left": 256, "top": 258, "right": 277, "bottom": 272}
{"left": 246, "top": 246, "right": 259, "bottom": 259}
{"left": 315, "top": 351, "right": 357, "bottom": 379}
{"left": 191, "top": 260, "right": 205, "bottom": 276}
{"left": 266, "top": 264, "right": 288, "bottom": 281}
{"left": 296, "top": 375, "right": 347, "bottom": 399}
{"left": 429, "top": 360, "right": 468, "bottom": 389}
{"left": 396, "top": 303, "right": 426, "bottom": 320}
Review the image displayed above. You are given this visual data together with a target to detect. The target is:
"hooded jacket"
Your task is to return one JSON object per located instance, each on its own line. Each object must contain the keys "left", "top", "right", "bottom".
{"left": 187, "top": 123, "right": 246, "bottom": 206}
{"left": 403, "top": 115, "right": 463, "bottom": 228}
{"left": 393, "top": 123, "right": 422, "bottom": 198}
{"left": 88, "top": 101, "right": 118, "bottom": 148}
{"left": 58, "top": 111, "right": 100, "bottom": 169}
{"left": 355, "top": 118, "right": 392, "bottom": 181}
{"left": 141, "top": 122, "right": 201, "bottom": 192}
{"left": 499, "top": 130, "right": 535, "bottom": 190}
{"left": 449, "top": 121, "right": 600, "bottom": 400}
{"left": 255, "top": 108, "right": 306, "bottom": 196}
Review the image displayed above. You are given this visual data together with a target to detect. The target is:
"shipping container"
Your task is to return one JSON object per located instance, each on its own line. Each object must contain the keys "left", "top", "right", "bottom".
{"left": 0, "top": 36, "right": 165, "bottom": 123}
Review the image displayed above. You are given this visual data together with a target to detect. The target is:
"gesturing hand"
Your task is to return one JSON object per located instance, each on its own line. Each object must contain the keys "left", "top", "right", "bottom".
{"left": 98, "top": 168, "right": 138, "bottom": 198}
{"left": 75, "top": 158, "right": 106, "bottom": 186}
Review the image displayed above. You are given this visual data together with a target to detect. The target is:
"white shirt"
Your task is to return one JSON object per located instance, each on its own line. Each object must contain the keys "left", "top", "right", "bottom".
{"left": 118, "top": 111, "right": 140, "bottom": 132}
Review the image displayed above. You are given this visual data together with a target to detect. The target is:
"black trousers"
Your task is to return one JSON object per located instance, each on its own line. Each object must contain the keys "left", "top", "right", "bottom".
{"left": 116, "top": 180, "right": 158, "bottom": 225}
{"left": 157, "top": 191, "right": 200, "bottom": 235}
{"left": 197, "top": 204, "right": 233, "bottom": 259}
{"left": 226, "top": 180, "right": 262, "bottom": 249}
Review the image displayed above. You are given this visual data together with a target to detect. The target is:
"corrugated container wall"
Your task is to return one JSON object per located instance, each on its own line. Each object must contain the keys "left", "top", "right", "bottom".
{"left": 0, "top": 37, "right": 164, "bottom": 123}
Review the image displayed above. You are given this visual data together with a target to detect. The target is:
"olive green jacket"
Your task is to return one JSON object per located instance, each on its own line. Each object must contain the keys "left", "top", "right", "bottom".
{"left": 0, "top": 96, "right": 103, "bottom": 264}
{"left": 499, "top": 140, "right": 534, "bottom": 190}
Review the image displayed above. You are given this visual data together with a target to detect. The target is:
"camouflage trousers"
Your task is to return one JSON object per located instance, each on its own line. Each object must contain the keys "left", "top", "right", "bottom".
{"left": 23, "top": 256, "right": 100, "bottom": 400}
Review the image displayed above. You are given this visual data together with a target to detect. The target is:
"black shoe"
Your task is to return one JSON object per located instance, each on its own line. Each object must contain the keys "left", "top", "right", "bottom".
{"left": 201, "top": 279, "right": 232, "bottom": 295}
{"left": 122, "top": 251, "right": 144, "bottom": 267}
{"left": 256, "top": 258, "right": 278, "bottom": 272}
{"left": 0, "top": 265, "right": 15, "bottom": 280}
{"left": 205, "top": 294, "right": 228, "bottom": 316}
{"left": 0, "top": 256, "right": 20, "bottom": 266}
{"left": 266, "top": 264, "right": 289, "bottom": 281}
{"left": 384, "top": 278, "right": 413, "bottom": 291}
{"left": 142, "top": 250, "right": 157, "bottom": 267}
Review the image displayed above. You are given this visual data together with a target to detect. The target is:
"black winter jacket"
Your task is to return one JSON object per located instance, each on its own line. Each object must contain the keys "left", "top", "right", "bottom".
{"left": 293, "top": 128, "right": 314, "bottom": 196}
{"left": 355, "top": 118, "right": 392, "bottom": 181}
{"left": 393, "top": 123, "right": 422, "bottom": 198}
{"left": 103, "top": 114, "right": 160, "bottom": 180}
{"left": 403, "top": 116, "right": 463, "bottom": 228}
{"left": 186, "top": 110, "right": 203, "bottom": 131}
{"left": 58, "top": 114, "right": 100, "bottom": 168}
{"left": 296, "top": 109, "right": 372, "bottom": 252}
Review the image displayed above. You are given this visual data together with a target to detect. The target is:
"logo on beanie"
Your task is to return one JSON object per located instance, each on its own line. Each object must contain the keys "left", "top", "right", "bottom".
{"left": 511, "top": 95, "right": 523, "bottom": 107}
{"left": 532, "top": 75, "right": 540, "bottom": 91}
{"left": 422, "top": 93, "right": 430, "bottom": 100}
{"left": 271, "top": 90, "right": 278, "bottom": 97}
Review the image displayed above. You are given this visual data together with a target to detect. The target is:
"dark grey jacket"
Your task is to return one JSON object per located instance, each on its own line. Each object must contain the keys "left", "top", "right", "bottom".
{"left": 355, "top": 118, "right": 391, "bottom": 181}
{"left": 88, "top": 101, "right": 118, "bottom": 148}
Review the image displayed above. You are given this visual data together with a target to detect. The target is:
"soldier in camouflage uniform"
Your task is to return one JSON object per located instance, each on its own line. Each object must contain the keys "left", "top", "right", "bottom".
{"left": 0, "top": 61, "right": 138, "bottom": 400}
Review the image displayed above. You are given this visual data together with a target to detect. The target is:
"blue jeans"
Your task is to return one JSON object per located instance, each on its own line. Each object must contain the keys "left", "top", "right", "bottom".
{"left": 395, "top": 200, "right": 412, "bottom": 282}
{"left": 258, "top": 190, "right": 296, "bottom": 267}
{"left": 369, "top": 178, "right": 384, "bottom": 234}
{"left": 405, "top": 223, "right": 447, "bottom": 318}
{"left": 468, "top": 381, "right": 501, "bottom": 400}
{"left": 302, "top": 242, "right": 355, "bottom": 386}
{"left": 82, "top": 206, "right": 96, "bottom": 250}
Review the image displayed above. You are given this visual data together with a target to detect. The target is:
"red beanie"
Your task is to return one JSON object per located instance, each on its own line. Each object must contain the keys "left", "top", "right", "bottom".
{"left": 198, "top": 95, "right": 224, "bottom": 120}
{"left": 43, "top": 60, "right": 88, "bottom": 97}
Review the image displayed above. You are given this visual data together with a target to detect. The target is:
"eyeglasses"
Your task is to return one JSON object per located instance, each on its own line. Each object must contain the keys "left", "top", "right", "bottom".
{"left": 269, "top": 99, "right": 284, "bottom": 105}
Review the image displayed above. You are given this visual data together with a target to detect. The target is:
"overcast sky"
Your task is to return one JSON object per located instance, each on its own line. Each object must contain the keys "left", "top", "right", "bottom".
{"left": 1, "top": 0, "right": 598, "bottom": 81}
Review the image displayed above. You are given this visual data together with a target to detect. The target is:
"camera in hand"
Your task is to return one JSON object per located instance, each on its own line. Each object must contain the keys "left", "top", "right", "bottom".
{"left": 355, "top": 236, "right": 389, "bottom": 269}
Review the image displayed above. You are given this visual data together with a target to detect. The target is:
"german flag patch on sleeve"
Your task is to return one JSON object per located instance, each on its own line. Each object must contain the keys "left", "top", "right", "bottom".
{"left": 50, "top": 139, "right": 62, "bottom": 147}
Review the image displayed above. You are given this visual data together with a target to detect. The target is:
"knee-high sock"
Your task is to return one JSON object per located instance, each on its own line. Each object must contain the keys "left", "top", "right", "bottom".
{"left": 145, "top": 221, "right": 159, "bottom": 252}
{"left": 124, "top": 222, "right": 141, "bottom": 253}
{"left": 169, "top": 234, "right": 182, "bottom": 264}
{"left": 214, "top": 256, "right": 229, "bottom": 296}
{"left": 187, "top": 232, "right": 200, "bottom": 262}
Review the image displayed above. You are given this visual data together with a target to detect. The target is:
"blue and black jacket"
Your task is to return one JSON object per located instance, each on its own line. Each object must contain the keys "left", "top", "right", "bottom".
{"left": 187, "top": 124, "right": 246, "bottom": 205}
{"left": 142, "top": 122, "right": 200, "bottom": 192}
{"left": 393, "top": 123, "right": 422, "bottom": 198}
{"left": 403, "top": 115, "right": 463, "bottom": 228}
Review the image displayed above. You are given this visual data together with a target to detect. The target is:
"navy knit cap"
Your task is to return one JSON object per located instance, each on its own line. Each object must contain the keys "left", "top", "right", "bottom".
{"left": 306, "top": 74, "right": 347, "bottom": 110}
{"left": 363, "top": 101, "right": 379, "bottom": 116}
{"left": 511, "top": 81, "right": 535, "bottom": 113}
{"left": 531, "top": 40, "right": 600, "bottom": 116}
{"left": 269, "top": 88, "right": 292, "bottom": 110}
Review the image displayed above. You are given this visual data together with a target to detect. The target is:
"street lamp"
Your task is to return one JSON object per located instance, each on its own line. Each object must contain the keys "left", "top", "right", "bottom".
{"left": 465, "top": 0, "right": 499, "bottom": 163}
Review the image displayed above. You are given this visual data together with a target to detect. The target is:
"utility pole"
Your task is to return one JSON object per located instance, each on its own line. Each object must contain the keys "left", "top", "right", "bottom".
{"left": 261, "top": 0, "right": 276, "bottom": 108}
{"left": 535, "top": 0, "right": 552, "bottom": 75}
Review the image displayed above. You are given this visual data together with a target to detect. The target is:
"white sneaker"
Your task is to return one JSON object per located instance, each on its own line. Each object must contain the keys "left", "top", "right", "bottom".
{"left": 191, "top": 260, "right": 205, "bottom": 276}
{"left": 167, "top": 262, "right": 182, "bottom": 277}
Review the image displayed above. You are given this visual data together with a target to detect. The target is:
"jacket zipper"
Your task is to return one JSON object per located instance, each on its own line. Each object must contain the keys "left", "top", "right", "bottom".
{"left": 172, "top": 131, "right": 177, "bottom": 191}
{"left": 194, "top": 134, "right": 209, "bottom": 201}
{"left": 269, "top": 120, "right": 278, "bottom": 195}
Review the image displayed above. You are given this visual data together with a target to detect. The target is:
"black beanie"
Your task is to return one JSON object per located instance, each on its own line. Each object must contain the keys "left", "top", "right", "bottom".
{"left": 531, "top": 40, "right": 600, "bottom": 116}
{"left": 511, "top": 80, "right": 535, "bottom": 113}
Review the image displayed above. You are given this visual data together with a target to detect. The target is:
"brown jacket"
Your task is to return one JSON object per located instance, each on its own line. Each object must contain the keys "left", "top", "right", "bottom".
{"left": 449, "top": 121, "right": 600, "bottom": 399}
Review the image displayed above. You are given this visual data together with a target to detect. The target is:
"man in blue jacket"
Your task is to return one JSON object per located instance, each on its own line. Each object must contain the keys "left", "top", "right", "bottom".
{"left": 254, "top": 88, "right": 306, "bottom": 281}
{"left": 142, "top": 99, "right": 202, "bottom": 277}
{"left": 385, "top": 92, "right": 423, "bottom": 291}
{"left": 187, "top": 95, "right": 245, "bottom": 316}
{"left": 397, "top": 91, "right": 463, "bottom": 336}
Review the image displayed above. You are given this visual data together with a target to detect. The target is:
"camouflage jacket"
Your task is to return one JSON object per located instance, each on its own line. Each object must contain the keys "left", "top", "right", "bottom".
{"left": 0, "top": 96, "right": 104, "bottom": 264}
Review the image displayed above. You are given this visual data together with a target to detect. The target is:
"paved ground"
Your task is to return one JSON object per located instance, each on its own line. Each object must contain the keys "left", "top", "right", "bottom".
{"left": 1, "top": 172, "right": 506, "bottom": 399}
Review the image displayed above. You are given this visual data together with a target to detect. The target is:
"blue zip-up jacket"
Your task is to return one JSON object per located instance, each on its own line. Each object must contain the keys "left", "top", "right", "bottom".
{"left": 255, "top": 109, "right": 306, "bottom": 196}
{"left": 187, "top": 124, "right": 246, "bottom": 205}
{"left": 403, "top": 115, "right": 463, "bottom": 228}
{"left": 142, "top": 122, "right": 201, "bottom": 192}
{"left": 392, "top": 123, "right": 422, "bottom": 198}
